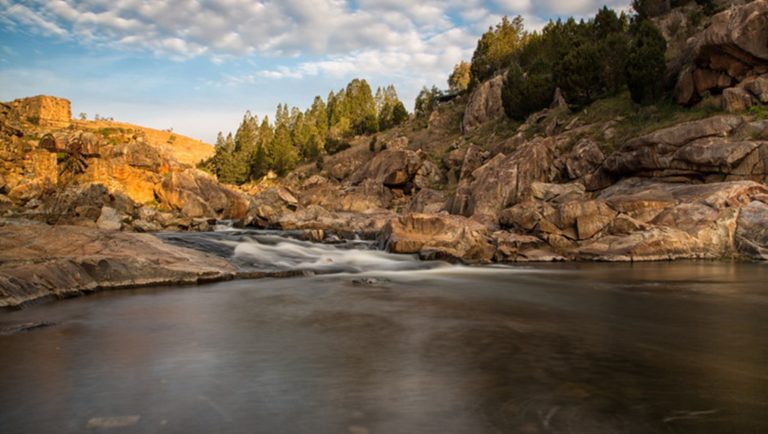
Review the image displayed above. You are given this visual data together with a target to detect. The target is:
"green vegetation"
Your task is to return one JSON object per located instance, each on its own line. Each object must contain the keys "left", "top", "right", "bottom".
{"left": 475, "top": 6, "right": 671, "bottom": 121}
{"left": 414, "top": 86, "right": 442, "bottom": 119}
{"left": 203, "top": 78, "right": 409, "bottom": 184}
{"left": 448, "top": 61, "right": 470, "bottom": 92}
{"left": 749, "top": 105, "right": 768, "bottom": 120}
{"left": 469, "top": 16, "right": 527, "bottom": 87}
{"left": 626, "top": 20, "right": 667, "bottom": 104}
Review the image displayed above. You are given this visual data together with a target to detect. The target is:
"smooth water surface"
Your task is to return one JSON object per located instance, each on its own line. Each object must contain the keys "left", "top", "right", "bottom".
{"left": 1, "top": 232, "right": 767, "bottom": 433}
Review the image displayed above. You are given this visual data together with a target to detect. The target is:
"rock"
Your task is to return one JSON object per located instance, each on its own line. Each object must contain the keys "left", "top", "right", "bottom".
{"left": 348, "top": 148, "right": 425, "bottom": 189}
{"left": 694, "top": 0, "right": 768, "bottom": 65}
{"left": 339, "top": 179, "right": 393, "bottom": 213}
{"left": 463, "top": 74, "right": 505, "bottom": 133}
{"left": 413, "top": 160, "right": 444, "bottom": 190}
{"left": 132, "top": 219, "right": 162, "bottom": 233}
{"left": 742, "top": 74, "right": 768, "bottom": 103}
{"left": 81, "top": 158, "right": 161, "bottom": 204}
{"left": 278, "top": 205, "right": 337, "bottom": 230}
{"left": 693, "top": 67, "right": 723, "bottom": 94}
{"left": 674, "top": 66, "right": 697, "bottom": 105}
{"left": 527, "top": 182, "right": 586, "bottom": 204}
{"left": 407, "top": 188, "right": 446, "bottom": 214}
{"left": 156, "top": 169, "right": 249, "bottom": 220}
{"left": 0, "top": 223, "right": 235, "bottom": 307}
{"left": 563, "top": 139, "right": 605, "bottom": 180}
{"left": 7, "top": 181, "right": 46, "bottom": 204}
{"left": 735, "top": 201, "right": 768, "bottom": 260}
{"left": 378, "top": 213, "right": 495, "bottom": 263}
{"left": 448, "top": 136, "right": 560, "bottom": 221}
{"left": 248, "top": 186, "right": 300, "bottom": 227}
{"left": 672, "top": 137, "right": 762, "bottom": 172}
{"left": 674, "top": 1, "right": 768, "bottom": 105}
{"left": 8, "top": 95, "right": 71, "bottom": 128}
{"left": 96, "top": 206, "right": 123, "bottom": 231}
{"left": 602, "top": 115, "right": 767, "bottom": 181}
{"left": 722, "top": 87, "right": 755, "bottom": 112}
{"left": 493, "top": 231, "right": 561, "bottom": 262}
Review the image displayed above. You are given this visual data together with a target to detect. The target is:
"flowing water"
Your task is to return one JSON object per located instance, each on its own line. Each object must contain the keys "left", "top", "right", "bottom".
{"left": 1, "top": 230, "right": 767, "bottom": 433}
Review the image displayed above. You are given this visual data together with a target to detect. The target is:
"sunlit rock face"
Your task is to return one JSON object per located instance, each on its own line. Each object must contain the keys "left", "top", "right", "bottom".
{"left": 8, "top": 96, "right": 71, "bottom": 129}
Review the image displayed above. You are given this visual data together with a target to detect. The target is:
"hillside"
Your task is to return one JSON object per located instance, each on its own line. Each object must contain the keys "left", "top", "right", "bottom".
{"left": 72, "top": 119, "right": 214, "bottom": 167}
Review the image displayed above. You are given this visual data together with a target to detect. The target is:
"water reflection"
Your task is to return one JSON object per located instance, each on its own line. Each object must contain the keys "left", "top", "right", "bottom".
{"left": 1, "top": 258, "right": 767, "bottom": 433}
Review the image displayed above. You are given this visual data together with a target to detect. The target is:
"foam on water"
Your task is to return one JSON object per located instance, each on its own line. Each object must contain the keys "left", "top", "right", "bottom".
{"left": 232, "top": 236, "right": 448, "bottom": 273}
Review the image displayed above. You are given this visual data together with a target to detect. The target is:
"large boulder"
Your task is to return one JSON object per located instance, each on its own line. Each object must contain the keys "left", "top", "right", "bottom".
{"left": 447, "top": 136, "right": 560, "bottom": 221}
{"left": 348, "top": 148, "right": 426, "bottom": 190}
{"left": 463, "top": 75, "right": 505, "bottom": 133}
{"left": 378, "top": 213, "right": 495, "bottom": 262}
{"left": 248, "top": 186, "right": 299, "bottom": 227}
{"left": 156, "top": 169, "right": 249, "bottom": 220}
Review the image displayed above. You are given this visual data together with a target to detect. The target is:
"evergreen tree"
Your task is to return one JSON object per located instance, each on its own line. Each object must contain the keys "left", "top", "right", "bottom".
{"left": 414, "top": 86, "right": 441, "bottom": 118}
{"left": 391, "top": 101, "right": 409, "bottom": 126}
{"left": 309, "top": 95, "right": 328, "bottom": 138}
{"left": 269, "top": 124, "right": 298, "bottom": 176}
{"left": 231, "top": 112, "right": 259, "bottom": 183}
{"left": 448, "top": 61, "right": 471, "bottom": 92}
{"left": 555, "top": 42, "right": 604, "bottom": 109}
{"left": 217, "top": 133, "right": 239, "bottom": 183}
{"left": 502, "top": 63, "right": 555, "bottom": 121}
{"left": 469, "top": 15, "right": 528, "bottom": 87}
{"left": 626, "top": 19, "right": 667, "bottom": 104}
{"left": 250, "top": 117, "right": 273, "bottom": 179}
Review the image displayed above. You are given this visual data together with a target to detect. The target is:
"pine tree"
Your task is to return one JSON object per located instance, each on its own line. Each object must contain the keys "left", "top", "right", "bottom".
{"left": 626, "top": 19, "right": 667, "bottom": 104}
{"left": 502, "top": 63, "right": 555, "bottom": 121}
{"left": 448, "top": 61, "right": 471, "bottom": 92}
{"left": 555, "top": 41, "right": 605, "bottom": 109}
{"left": 269, "top": 124, "right": 298, "bottom": 176}
{"left": 470, "top": 15, "right": 528, "bottom": 86}
{"left": 250, "top": 117, "right": 274, "bottom": 179}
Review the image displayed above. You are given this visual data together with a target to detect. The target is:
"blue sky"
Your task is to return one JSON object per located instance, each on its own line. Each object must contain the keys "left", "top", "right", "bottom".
{"left": 0, "top": 0, "right": 629, "bottom": 143}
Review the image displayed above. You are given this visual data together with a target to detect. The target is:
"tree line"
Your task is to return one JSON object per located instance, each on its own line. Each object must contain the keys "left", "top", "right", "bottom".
{"left": 466, "top": 8, "right": 669, "bottom": 122}
{"left": 202, "top": 79, "right": 408, "bottom": 184}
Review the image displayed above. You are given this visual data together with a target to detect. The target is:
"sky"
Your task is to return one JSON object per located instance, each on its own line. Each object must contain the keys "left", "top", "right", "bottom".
{"left": 0, "top": 0, "right": 630, "bottom": 143}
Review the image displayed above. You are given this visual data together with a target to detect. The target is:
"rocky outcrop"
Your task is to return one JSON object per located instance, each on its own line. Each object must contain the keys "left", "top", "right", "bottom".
{"left": 674, "top": 0, "right": 768, "bottom": 108}
{"left": 602, "top": 115, "right": 768, "bottom": 182}
{"left": 156, "top": 169, "right": 250, "bottom": 220}
{"left": 378, "top": 213, "right": 495, "bottom": 262}
{"left": 8, "top": 96, "right": 71, "bottom": 128}
{"left": 463, "top": 75, "right": 505, "bottom": 133}
{"left": 0, "top": 221, "right": 235, "bottom": 308}
{"left": 348, "top": 147, "right": 426, "bottom": 190}
{"left": 493, "top": 178, "right": 768, "bottom": 262}
{"left": 447, "top": 136, "right": 561, "bottom": 222}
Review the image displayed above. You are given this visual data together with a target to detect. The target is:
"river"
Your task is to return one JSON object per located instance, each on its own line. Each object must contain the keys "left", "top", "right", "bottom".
{"left": 1, "top": 230, "right": 767, "bottom": 433}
